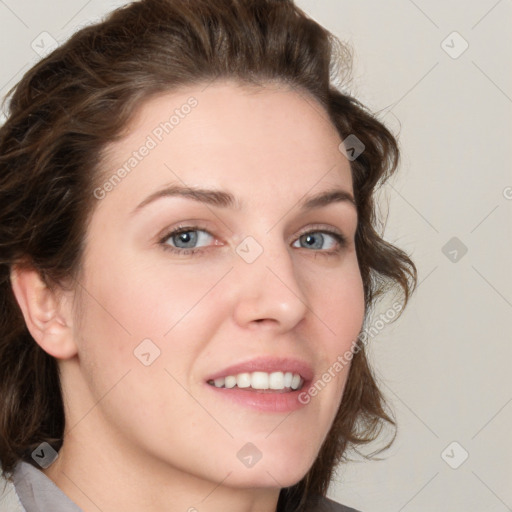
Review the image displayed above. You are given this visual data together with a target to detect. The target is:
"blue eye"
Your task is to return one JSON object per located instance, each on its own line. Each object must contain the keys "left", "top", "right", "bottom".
{"left": 292, "top": 231, "right": 344, "bottom": 251}
{"left": 161, "top": 227, "right": 214, "bottom": 255}
{"left": 159, "top": 225, "right": 347, "bottom": 256}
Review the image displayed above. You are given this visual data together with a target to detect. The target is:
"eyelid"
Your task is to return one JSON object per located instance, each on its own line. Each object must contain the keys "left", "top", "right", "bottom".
{"left": 293, "top": 223, "right": 346, "bottom": 240}
{"left": 157, "top": 221, "right": 215, "bottom": 242}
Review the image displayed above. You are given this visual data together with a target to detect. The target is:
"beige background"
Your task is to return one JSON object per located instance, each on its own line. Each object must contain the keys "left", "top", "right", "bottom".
{"left": 1, "top": 1, "right": 511, "bottom": 511}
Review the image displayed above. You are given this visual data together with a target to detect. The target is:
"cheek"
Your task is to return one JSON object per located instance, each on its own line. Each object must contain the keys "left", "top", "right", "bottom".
{"left": 78, "top": 250, "right": 197, "bottom": 337}
{"left": 71, "top": 265, "right": 208, "bottom": 436}
{"left": 74, "top": 252, "right": 221, "bottom": 391}
{"left": 313, "top": 259, "right": 365, "bottom": 346}
{"left": 303, "top": 260, "right": 365, "bottom": 404}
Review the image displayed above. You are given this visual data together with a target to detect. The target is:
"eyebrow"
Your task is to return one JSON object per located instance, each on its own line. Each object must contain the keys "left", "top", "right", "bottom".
{"left": 130, "top": 183, "right": 357, "bottom": 216}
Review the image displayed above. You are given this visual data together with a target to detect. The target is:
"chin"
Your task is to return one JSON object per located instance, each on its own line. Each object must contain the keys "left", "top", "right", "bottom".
{"left": 224, "top": 450, "right": 316, "bottom": 490}
{"left": 226, "top": 468, "right": 308, "bottom": 490}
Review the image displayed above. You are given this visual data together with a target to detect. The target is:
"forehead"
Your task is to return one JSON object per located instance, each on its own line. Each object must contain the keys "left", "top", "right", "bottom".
{"left": 97, "top": 80, "right": 353, "bottom": 214}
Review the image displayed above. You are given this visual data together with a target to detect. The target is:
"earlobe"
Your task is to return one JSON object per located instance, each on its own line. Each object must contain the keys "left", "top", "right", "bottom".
{"left": 9, "top": 264, "right": 78, "bottom": 359}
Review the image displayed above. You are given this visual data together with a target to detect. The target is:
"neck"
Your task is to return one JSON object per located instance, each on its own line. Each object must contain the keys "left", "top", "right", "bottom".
{"left": 43, "top": 428, "right": 280, "bottom": 512}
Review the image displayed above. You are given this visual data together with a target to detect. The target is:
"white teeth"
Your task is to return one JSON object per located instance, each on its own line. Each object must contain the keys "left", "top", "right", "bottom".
{"left": 251, "top": 371, "right": 269, "bottom": 389}
{"left": 291, "top": 373, "right": 302, "bottom": 390}
{"left": 236, "top": 373, "right": 251, "bottom": 388}
{"left": 208, "top": 371, "right": 304, "bottom": 391}
{"left": 269, "top": 372, "right": 284, "bottom": 389}
{"left": 224, "top": 376, "right": 237, "bottom": 388}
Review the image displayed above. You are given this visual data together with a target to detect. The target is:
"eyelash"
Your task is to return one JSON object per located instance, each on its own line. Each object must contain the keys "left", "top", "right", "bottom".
{"left": 158, "top": 224, "right": 348, "bottom": 257}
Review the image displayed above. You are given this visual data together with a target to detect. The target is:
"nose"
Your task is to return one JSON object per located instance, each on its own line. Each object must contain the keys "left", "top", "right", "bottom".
{"left": 231, "top": 234, "right": 309, "bottom": 333}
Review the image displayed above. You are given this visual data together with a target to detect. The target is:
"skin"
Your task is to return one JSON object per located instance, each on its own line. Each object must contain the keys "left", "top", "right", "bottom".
{"left": 11, "top": 80, "right": 365, "bottom": 512}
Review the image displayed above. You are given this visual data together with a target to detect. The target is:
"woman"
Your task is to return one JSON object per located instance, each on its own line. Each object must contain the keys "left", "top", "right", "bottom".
{"left": 0, "top": 0, "right": 416, "bottom": 511}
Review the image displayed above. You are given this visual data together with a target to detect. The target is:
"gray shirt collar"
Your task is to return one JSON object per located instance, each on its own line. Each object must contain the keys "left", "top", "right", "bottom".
{"left": 12, "top": 461, "right": 84, "bottom": 512}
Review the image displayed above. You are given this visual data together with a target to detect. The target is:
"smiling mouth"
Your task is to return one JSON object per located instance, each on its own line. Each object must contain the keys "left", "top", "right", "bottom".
{"left": 207, "top": 370, "right": 304, "bottom": 392}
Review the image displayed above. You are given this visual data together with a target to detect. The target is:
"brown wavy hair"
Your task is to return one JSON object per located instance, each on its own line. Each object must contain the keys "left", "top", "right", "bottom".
{"left": 0, "top": 0, "right": 416, "bottom": 510}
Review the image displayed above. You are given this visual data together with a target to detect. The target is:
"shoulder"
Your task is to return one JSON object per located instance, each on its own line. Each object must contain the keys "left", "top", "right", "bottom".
{"left": 0, "top": 467, "right": 26, "bottom": 512}
{"left": 305, "top": 494, "right": 362, "bottom": 512}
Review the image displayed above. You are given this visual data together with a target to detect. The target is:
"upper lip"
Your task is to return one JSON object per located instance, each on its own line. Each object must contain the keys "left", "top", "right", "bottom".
{"left": 205, "top": 356, "right": 314, "bottom": 383}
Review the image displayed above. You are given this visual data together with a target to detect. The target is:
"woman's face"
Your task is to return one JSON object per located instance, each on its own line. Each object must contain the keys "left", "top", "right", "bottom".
{"left": 65, "top": 80, "right": 365, "bottom": 489}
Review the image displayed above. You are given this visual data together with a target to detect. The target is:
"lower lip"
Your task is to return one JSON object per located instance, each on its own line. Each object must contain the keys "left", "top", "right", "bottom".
{"left": 204, "top": 382, "right": 310, "bottom": 413}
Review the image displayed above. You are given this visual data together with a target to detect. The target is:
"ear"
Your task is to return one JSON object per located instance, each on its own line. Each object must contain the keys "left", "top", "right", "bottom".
{"left": 9, "top": 264, "right": 78, "bottom": 359}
